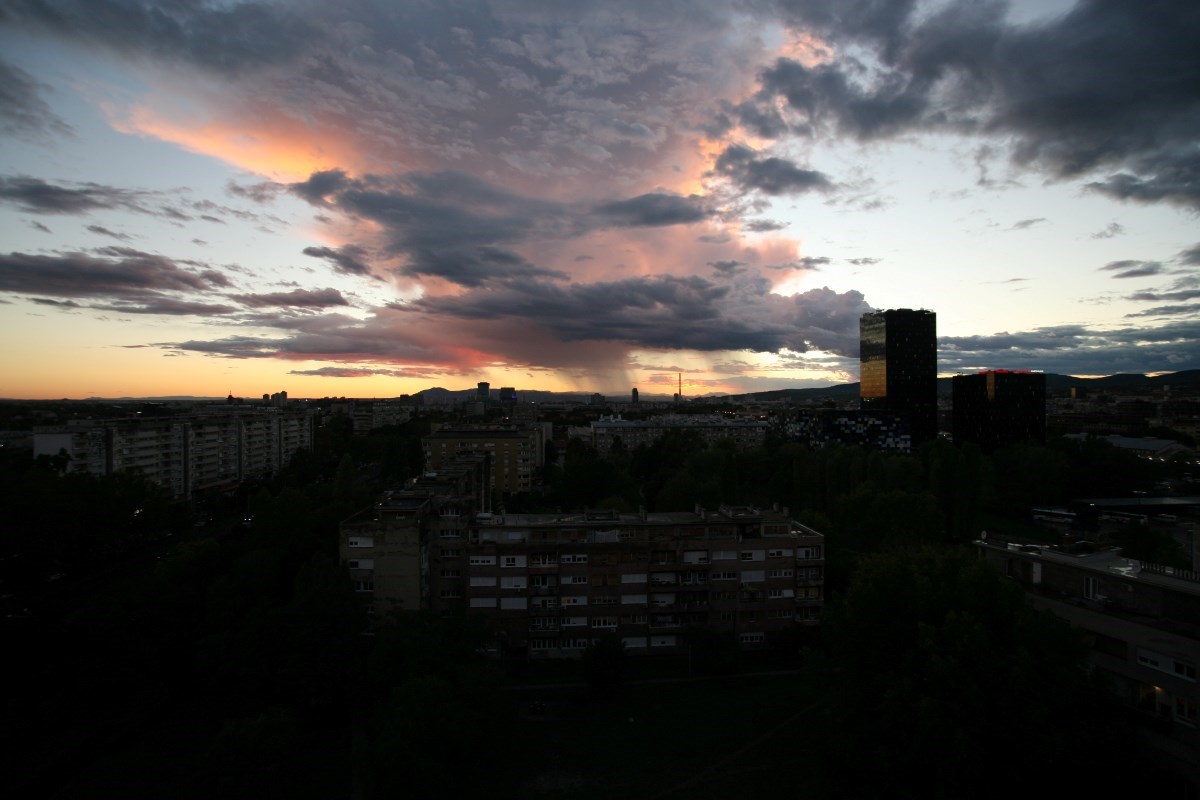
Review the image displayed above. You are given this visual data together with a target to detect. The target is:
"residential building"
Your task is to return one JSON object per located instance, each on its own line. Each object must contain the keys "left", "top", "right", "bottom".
{"left": 860, "top": 308, "right": 938, "bottom": 444}
{"left": 422, "top": 424, "right": 545, "bottom": 494}
{"left": 976, "top": 538, "right": 1199, "bottom": 786}
{"left": 952, "top": 369, "right": 1046, "bottom": 452}
{"left": 590, "top": 414, "right": 768, "bottom": 455}
{"left": 32, "top": 407, "right": 314, "bottom": 498}
{"left": 787, "top": 408, "right": 911, "bottom": 452}
{"left": 342, "top": 489, "right": 824, "bottom": 657}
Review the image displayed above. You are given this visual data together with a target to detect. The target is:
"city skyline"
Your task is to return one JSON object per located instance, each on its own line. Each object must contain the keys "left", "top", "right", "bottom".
{"left": 2, "top": 1, "right": 1198, "bottom": 399}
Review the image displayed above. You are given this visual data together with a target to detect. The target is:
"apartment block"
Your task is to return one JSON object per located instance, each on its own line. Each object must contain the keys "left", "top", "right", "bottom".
{"left": 422, "top": 425, "right": 545, "bottom": 494}
{"left": 590, "top": 414, "right": 768, "bottom": 455}
{"left": 32, "top": 408, "right": 314, "bottom": 498}
{"left": 342, "top": 484, "right": 824, "bottom": 657}
{"left": 976, "top": 538, "right": 1199, "bottom": 785}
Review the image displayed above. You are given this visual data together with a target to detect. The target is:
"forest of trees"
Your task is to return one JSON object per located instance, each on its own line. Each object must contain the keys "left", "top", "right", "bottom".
{"left": 1, "top": 412, "right": 1188, "bottom": 797}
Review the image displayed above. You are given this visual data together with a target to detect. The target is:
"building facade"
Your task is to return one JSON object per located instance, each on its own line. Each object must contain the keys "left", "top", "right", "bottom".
{"left": 341, "top": 476, "right": 824, "bottom": 657}
{"left": 976, "top": 538, "right": 1199, "bottom": 785}
{"left": 422, "top": 425, "right": 545, "bottom": 494}
{"left": 32, "top": 408, "right": 314, "bottom": 498}
{"left": 952, "top": 369, "right": 1046, "bottom": 451}
{"left": 860, "top": 309, "right": 938, "bottom": 444}
{"left": 590, "top": 414, "right": 768, "bottom": 455}
{"left": 787, "top": 408, "right": 912, "bottom": 452}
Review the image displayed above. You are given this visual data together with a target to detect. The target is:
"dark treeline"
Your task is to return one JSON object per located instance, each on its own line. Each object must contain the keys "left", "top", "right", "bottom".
{"left": 1, "top": 420, "right": 1186, "bottom": 797}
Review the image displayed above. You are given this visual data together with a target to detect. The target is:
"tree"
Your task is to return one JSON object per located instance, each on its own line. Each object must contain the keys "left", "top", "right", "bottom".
{"left": 817, "top": 547, "right": 1139, "bottom": 799}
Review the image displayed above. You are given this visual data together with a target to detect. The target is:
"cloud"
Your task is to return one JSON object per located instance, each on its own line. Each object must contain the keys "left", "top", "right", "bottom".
{"left": 713, "top": 144, "right": 833, "bottom": 195}
{"left": 301, "top": 245, "right": 375, "bottom": 278}
{"left": 590, "top": 193, "right": 710, "bottom": 227}
{"left": 1099, "top": 260, "right": 1164, "bottom": 279}
{"left": 1091, "top": 222, "right": 1125, "bottom": 239}
{"left": 0, "top": 249, "right": 226, "bottom": 298}
{"left": 232, "top": 288, "right": 350, "bottom": 308}
{"left": 0, "top": 175, "right": 151, "bottom": 215}
{"left": 288, "top": 366, "right": 449, "bottom": 379}
{"left": 1125, "top": 304, "right": 1200, "bottom": 318}
{"left": 938, "top": 320, "right": 1200, "bottom": 376}
{"left": 1179, "top": 243, "right": 1200, "bottom": 266}
{"left": 743, "top": 219, "right": 789, "bottom": 232}
{"left": 0, "top": 56, "right": 72, "bottom": 140}
{"left": 85, "top": 224, "right": 132, "bottom": 241}
{"left": 846, "top": 257, "right": 881, "bottom": 266}
{"left": 226, "top": 179, "right": 284, "bottom": 203}
{"left": 1, "top": 0, "right": 318, "bottom": 76}
{"left": 1010, "top": 217, "right": 1046, "bottom": 230}
{"left": 755, "top": 0, "right": 1200, "bottom": 208}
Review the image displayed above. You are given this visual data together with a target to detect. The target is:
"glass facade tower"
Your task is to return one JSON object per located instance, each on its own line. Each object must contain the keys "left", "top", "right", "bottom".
{"left": 859, "top": 309, "right": 937, "bottom": 444}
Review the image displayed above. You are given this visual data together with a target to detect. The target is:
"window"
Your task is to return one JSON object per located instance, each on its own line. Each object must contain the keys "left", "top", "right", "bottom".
{"left": 768, "top": 548, "right": 793, "bottom": 558}
{"left": 439, "top": 530, "right": 461, "bottom": 538}
{"left": 348, "top": 559, "right": 375, "bottom": 570}
{"left": 562, "top": 575, "right": 589, "bottom": 585}
{"left": 740, "top": 550, "right": 764, "bottom": 562}
{"left": 592, "top": 596, "right": 617, "bottom": 606}
{"left": 470, "top": 576, "right": 497, "bottom": 587}
{"left": 1175, "top": 697, "right": 1197, "bottom": 727}
{"left": 353, "top": 579, "right": 374, "bottom": 593}
{"left": 683, "top": 551, "right": 709, "bottom": 564}
{"left": 1084, "top": 576, "right": 1100, "bottom": 600}
{"left": 591, "top": 616, "right": 617, "bottom": 629}
{"left": 621, "top": 573, "right": 647, "bottom": 584}
{"left": 440, "top": 568, "right": 461, "bottom": 578}
{"left": 441, "top": 548, "right": 461, "bottom": 558}
{"left": 531, "top": 597, "right": 559, "bottom": 609}
{"left": 501, "top": 576, "right": 527, "bottom": 589}
{"left": 561, "top": 553, "right": 588, "bottom": 564}
{"left": 622, "top": 637, "right": 648, "bottom": 648}
{"left": 739, "top": 632, "right": 766, "bottom": 645}
{"left": 621, "top": 594, "right": 647, "bottom": 605}
{"left": 797, "top": 546, "right": 822, "bottom": 559}
{"left": 348, "top": 536, "right": 374, "bottom": 548}
{"left": 530, "top": 574, "right": 552, "bottom": 588}
{"left": 529, "top": 639, "right": 558, "bottom": 651}
{"left": 741, "top": 570, "right": 765, "bottom": 583}
{"left": 530, "top": 553, "right": 556, "bottom": 567}
{"left": 561, "top": 596, "right": 587, "bottom": 607}
{"left": 561, "top": 616, "right": 587, "bottom": 627}
{"left": 469, "top": 555, "right": 496, "bottom": 566}
{"left": 711, "top": 571, "right": 737, "bottom": 581}
{"left": 712, "top": 550, "right": 737, "bottom": 561}
{"left": 767, "top": 568, "right": 794, "bottom": 579}
{"left": 650, "top": 635, "right": 677, "bottom": 647}
{"left": 502, "top": 554, "right": 527, "bottom": 568}
{"left": 440, "top": 588, "right": 462, "bottom": 598}
{"left": 469, "top": 597, "right": 497, "bottom": 608}
{"left": 500, "top": 597, "right": 527, "bottom": 610}
{"left": 769, "top": 588, "right": 795, "bottom": 599}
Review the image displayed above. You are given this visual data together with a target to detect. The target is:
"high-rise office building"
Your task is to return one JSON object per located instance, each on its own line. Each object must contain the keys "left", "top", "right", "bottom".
{"left": 952, "top": 369, "right": 1045, "bottom": 452}
{"left": 860, "top": 309, "right": 937, "bottom": 444}
{"left": 476, "top": 381, "right": 490, "bottom": 399}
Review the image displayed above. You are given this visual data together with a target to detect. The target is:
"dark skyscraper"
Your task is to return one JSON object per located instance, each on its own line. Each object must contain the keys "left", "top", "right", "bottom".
{"left": 860, "top": 309, "right": 937, "bottom": 444}
{"left": 952, "top": 370, "right": 1045, "bottom": 452}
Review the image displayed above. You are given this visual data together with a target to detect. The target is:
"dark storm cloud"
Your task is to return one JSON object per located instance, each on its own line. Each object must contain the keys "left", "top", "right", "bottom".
{"left": 713, "top": 144, "right": 833, "bottom": 195}
{"left": 232, "top": 288, "right": 350, "bottom": 309}
{"left": 708, "top": 259, "right": 745, "bottom": 275}
{"left": 28, "top": 297, "right": 80, "bottom": 308}
{"left": 590, "top": 193, "right": 709, "bottom": 227}
{"left": 1099, "top": 260, "right": 1164, "bottom": 279}
{"left": 0, "top": 250, "right": 225, "bottom": 298}
{"left": 755, "top": 0, "right": 1200, "bottom": 208}
{"left": 290, "top": 169, "right": 709, "bottom": 286}
{"left": 288, "top": 366, "right": 449, "bottom": 379}
{"left": 407, "top": 275, "right": 872, "bottom": 356}
{"left": 0, "top": 56, "right": 72, "bottom": 139}
{"left": 0, "top": 0, "right": 318, "bottom": 76}
{"left": 92, "top": 298, "right": 237, "bottom": 315}
{"left": 301, "top": 245, "right": 375, "bottom": 278}
{"left": 939, "top": 320, "right": 1200, "bottom": 375}
{"left": 0, "top": 175, "right": 149, "bottom": 215}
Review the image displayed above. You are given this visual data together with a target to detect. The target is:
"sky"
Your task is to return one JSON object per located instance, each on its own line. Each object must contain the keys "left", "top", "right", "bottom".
{"left": 0, "top": 0, "right": 1197, "bottom": 400}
